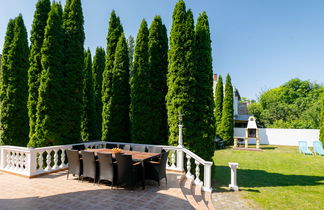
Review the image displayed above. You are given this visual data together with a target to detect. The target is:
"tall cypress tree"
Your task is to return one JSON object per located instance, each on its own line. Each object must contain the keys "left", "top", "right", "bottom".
{"left": 320, "top": 94, "right": 324, "bottom": 144}
{"left": 28, "top": 2, "right": 64, "bottom": 147}
{"left": 62, "top": 0, "right": 85, "bottom": 143}
{"left": 92, "top": 47, "right": 105, "bottom": 139}
{"left": 0, "top": 15, "right": 29, "bottom": 146}
{"left": 107, "top": 33, "right": 130, "bottom": 142}
{"left": 102, "top": 11, "right": 123, "bottom": 141}
{"left": 148, "top": 16, "right": 168, "bottom": 145}
{"left": 0, "top": 19, "right": 15, "bottom": 145}
{"left": 28, "top": 0, "right": 51, "bottom": 140}
{"left": 130, "top": 19, "right": 150, "bottom": 144}
{"left": 81, "top": 49, "right": 96, "bottom": 141}
{"left": 214, "top": 75, "right": 223, "bottom": 137}
{"left": 166, "top": 1, "right": 196, "bottom": 148}
{"left": 220, "top": 74, "right": 234, "bottom": 145}
{"left": 194, "top": 12, "right": 215, "bottom": 160}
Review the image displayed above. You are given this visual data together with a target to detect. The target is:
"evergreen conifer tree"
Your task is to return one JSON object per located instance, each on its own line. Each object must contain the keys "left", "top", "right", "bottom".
{"left": 148, "top": 16, "right": 168, "bottom": 145}
{"left": 166, "top": 1, "right": 196, "bottom": 148}
{"left": 28, "top": 0, "right": 51, "bottom": 140}
{"left": 194, "top": 12, "right": 215, "bottom": 160}
{"left": 102, "top": 11, "right": 123, "bottom": 141}
{"left": 81, "top": 49, "right": 96, "bottom": 141}
{"left": 62, "top": 0, "right": 85, "bottom": 143}
{"left": 107, "top": 33, "right": 130, "bottom": 142}
{"left": 320, "top": 95, "right": 324, "bottom": 144}
{"left": 220, "top": 74, "right": 234, "bottom": 145}
{"left": 214, "top": 75, "right": 223, "bottom": 136}
{"left": 28, "top": 2, "right": 65, "bottom": 147}
{"left": 0, "top": 15, "right": 29, "bottom": 146}
{"left": 130, "top": 19, "right": 150, "bottom": 144}
{"left": 92, "top": 47, "right": 105, "bottom": 139}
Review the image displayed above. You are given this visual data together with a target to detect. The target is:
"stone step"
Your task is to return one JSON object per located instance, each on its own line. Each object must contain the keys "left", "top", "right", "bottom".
{"left": 191, "top": 183, "right": 209, "bottom": 210}
{"left": 180, "top": 177, "right": 200, "bottom": 209}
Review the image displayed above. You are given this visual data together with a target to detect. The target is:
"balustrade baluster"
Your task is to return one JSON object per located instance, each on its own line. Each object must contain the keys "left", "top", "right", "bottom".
{"left": 170, "top": 150, "right": 176, "bottom": 169}
{"left": 45, "top": 150, "right": 51, "bottom": 171}
{"left": 61, "top": 149, "right": 66, "bottom": 168}
{"left": 194, "top": 161, "right": 203, "bottom": 185}
{"left": 185, "top": 154, "right": 194, "bottom": 179}
{"left": 38, "top": 152, "right": 43, "bottom": 170}
{"left": 53, "top": 150, "right": 58, "bottom": 169}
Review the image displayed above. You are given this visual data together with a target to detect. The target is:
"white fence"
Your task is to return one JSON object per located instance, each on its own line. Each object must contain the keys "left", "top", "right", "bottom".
{"left": 234, "top": 128, "right": 320, "bottom": 146}
{"left": 0, "top": 141, "right": 213, "bottom": 192}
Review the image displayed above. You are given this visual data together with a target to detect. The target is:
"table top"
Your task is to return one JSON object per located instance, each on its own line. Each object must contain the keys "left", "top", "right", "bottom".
{"left": 86, "top": 148, "right": 160, "bottom": 161}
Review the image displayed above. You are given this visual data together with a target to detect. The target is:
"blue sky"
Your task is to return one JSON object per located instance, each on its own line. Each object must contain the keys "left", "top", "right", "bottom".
{"left": 0, "top": 0, "right": 324, "bottom": 99}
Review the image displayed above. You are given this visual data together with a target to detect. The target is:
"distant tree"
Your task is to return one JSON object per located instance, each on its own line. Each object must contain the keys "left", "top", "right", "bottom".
{"left": 62, "top": 0, "right": 85, "bottom": 143}
{"left": 214, "top": 75, "right": 223, "bottom": 136}
{"left": 92, "top": 47, "right": 105, "bottom": 139}
{"left": 219, "top": 74, "right": 234, "bottom": 145}
{"left": 27, "top": 0, "right": 51, "bottom": 140}
{"left": 28, "top": 2, "right": 64, "bottom": 147}
{"left": 248, "top": 79, "right": 323, "bottom": 129}
{"left": 127, "top": 35, "right": 135, "bottom": 73}
{"left": 0, "top": 16, "right": 29, "bottom": 146}
{"left": 320, "top": 94, "right": 324, "bottom": 144}
{"left": 107, "top": 33, "right": 130, "bottom": 142}
{"left": 166, "top": 0, "right": 197, "bottom": 148}
{"left": 147, "top": 16, "right": 169, "bottom": 145}
{"left": 130, "top": 19, "right": 150, "bottom": 144}
{"left": 102, "top": 10, "right": 123, "bottom": 142}
{"left": 81, "top": 49, "right": 96, "bottom": 141}
{"left": 194, "top": 11, "right": 215, "bottom": 160}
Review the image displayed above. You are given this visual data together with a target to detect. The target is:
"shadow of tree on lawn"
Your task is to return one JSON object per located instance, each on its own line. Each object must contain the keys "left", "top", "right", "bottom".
{"left": 213, "top": 166, "right": 324, "bottom": 192}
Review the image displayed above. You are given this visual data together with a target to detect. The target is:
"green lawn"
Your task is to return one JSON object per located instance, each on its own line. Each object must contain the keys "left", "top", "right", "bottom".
{"left": 212, "top": 145, "right": 324, "bottom": 210}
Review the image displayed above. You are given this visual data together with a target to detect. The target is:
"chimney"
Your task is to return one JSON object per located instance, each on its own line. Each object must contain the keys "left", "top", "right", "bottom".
{"left": 213, "top": 74, "right": 217, "bottom": 81}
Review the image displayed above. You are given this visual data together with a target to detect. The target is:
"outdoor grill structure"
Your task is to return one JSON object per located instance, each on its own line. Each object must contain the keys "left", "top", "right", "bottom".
{"left": 234, "top": 116, "right": 260, "bottom": 149}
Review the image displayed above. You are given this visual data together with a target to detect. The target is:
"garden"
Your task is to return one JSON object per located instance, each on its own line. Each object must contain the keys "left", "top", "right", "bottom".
{"left": 213, "top": 145, "right": 324, "bottom": 209}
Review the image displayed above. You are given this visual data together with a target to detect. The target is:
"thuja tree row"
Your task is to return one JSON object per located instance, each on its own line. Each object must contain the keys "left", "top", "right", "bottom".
{"left": 320, "top": 95, "right": 324, "bottom": 144}
{"left": 166, "top": 0, "right": 216, "bottom": 160}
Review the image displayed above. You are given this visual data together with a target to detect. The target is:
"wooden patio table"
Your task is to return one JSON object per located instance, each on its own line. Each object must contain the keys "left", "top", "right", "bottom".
{"left": 87, "top": 148, "right": 160, "bottom": 189}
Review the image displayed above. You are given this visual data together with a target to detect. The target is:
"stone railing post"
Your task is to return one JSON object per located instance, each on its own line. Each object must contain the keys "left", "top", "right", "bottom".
{"left": 0, "top": 147, "right": 5, "bottom": 169}
{"left": 203, "top": 162, "right": 213, "bottom": 192}
{"left": 27, "top": 148, "right": 37, "bottom": 177}
{"left": 229, "top": 162, "right": 239, "bottom": 191}
{"left": 177, "top": 114, "right": 184, "bottom": 171}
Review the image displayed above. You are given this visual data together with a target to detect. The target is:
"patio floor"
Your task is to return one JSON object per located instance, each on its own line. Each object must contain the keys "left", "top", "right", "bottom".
{"left": 0, "top": 170, "right": 194, "bottom": 210}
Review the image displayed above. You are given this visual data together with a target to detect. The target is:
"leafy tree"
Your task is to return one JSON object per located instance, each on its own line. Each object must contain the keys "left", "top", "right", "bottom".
{"left": 81, "top": 49, "right": 96, "bottom": 141}
{"left": 194, "top": 12, "right": 215, "bottom": 160}
{"left": 0, "top": 16, "right": 29, "bottom": 146}
{"left": 320, "top": 94, "right": 324, "bottom": 144}
{"left": 102, "top": 10, "right": 123, "bottom": 141}
{"left": 107, "top": 33, "right": 130, "bottom": 142}
{"left": 62, "top": 0, "right": 85, "bottom": 143}
{"left": 130, "top": 19, "right": 150, "bottom": 144}
{"left": 219, "top": 74, "right": 234, "bottom": 145}
{"left": 127, "top": 35, "right": 135, "bottom": 72}
{"left": 28, "top": 0, "right": 51, "bottom": 140}
{"left": 147, "top": 16, "right": 169, "bottom": 145}
{"left": 166, "top": 1, "right": 197, "bottom": 148}
{"left": 28, "top": 2, "right": 64, "bottom": 147}
{"left": 248, "top": 79, "right": 323, "bottom": 129}
{"left": 214, "top": 75, "right": 223, "bottom": 136}
{"left": 92, "top": 47, "right": 105, "bottom": 139}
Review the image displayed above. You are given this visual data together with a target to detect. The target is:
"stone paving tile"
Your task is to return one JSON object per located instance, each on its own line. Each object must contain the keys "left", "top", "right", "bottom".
{"left": 212, "top": 191, "right": 262, "bottom": 210}
{"left": 0, "top": 171, "right": 194, "bottom": 210}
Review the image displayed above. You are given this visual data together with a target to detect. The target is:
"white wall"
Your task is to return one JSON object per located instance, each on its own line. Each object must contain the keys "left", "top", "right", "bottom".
{"left": 234, "top": 128, "right": 320, "bottom": 146}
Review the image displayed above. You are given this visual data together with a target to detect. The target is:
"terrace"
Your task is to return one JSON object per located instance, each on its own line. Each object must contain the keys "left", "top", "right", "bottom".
{"left": 0, "top": 141, "right": 215, "bottom": 210}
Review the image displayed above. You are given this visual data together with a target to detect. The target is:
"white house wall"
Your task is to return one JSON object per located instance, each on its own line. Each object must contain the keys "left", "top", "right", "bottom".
{"left": 234, "top": 128, "right": 320, "bottom": 146}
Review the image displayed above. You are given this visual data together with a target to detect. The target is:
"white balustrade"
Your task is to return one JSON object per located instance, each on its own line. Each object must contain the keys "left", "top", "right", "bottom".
{"left": 0, "top": 141, "right": 213, "bottom": 192}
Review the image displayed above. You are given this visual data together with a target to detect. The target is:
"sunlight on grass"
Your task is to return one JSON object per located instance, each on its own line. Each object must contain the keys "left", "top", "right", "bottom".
{"left": 213, "top": 145, "right": 324, "bottom": 209}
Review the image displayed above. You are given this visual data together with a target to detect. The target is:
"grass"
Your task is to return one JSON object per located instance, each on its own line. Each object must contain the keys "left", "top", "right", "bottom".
{"left": 212, "top": 145, "right": 324, "bottom": 210}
